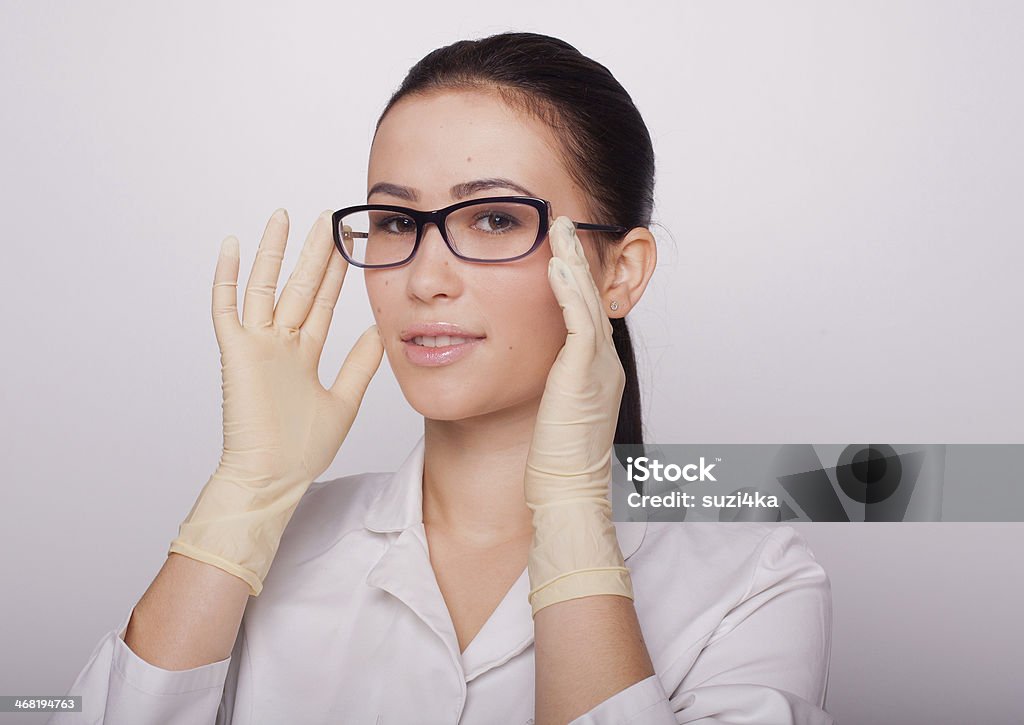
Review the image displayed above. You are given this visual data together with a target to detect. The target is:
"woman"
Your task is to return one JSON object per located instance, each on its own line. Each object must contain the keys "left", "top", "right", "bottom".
{"left": 53, "top": 32, "right": 832, "bottom": 724}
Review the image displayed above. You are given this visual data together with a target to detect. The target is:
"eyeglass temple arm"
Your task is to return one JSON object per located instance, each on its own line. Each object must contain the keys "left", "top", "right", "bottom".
{"left": 573, "top": 222, "right": 629, "bottom": 234}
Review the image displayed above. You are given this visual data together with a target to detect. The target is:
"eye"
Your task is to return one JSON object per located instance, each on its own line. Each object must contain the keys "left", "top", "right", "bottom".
{"left": 374, "top": 215, "right": 417, "bottom": 234}
{"left": 472, "top": 211, "right": 520, "bottom": 234}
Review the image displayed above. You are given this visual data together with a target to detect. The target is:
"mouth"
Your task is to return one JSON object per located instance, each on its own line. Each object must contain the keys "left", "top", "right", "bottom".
{"left": 402, "top": 335, "right": 485, "bottom": 367}
{"left": 406, "top": 335, "right": 478, "bottom": 348}
{"left": 399, "top": 323, "right": 486, "bottom": 343}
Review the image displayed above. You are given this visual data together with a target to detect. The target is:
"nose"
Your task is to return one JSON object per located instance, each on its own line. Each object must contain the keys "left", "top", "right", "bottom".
{"left": 404, "top": 220, "right": 461, "bottom": 301}
{"left": 413, "top": 220, "right": 451, "bottom": 262}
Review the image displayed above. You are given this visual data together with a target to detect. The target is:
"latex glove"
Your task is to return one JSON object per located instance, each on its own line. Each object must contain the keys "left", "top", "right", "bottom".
{"left": 168, "top": 210, "right": 384, "bottom": 596}
{"left": 525, "top": 216, "right": 631, "bottom": 616}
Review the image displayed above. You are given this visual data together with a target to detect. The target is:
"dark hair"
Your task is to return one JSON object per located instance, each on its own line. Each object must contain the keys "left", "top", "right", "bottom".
{"left": 374, "top": 32, "right": 656, "bottom": 446}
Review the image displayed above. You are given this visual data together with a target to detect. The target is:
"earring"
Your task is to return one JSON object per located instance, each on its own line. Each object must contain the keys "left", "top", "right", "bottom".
{"left": 609, "top": 300, "right": 620, "bottom": 311}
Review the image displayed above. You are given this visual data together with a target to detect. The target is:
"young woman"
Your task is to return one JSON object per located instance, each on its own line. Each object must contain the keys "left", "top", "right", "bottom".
{"left": 54, "top": 32, "right": 833, "bottom": 724}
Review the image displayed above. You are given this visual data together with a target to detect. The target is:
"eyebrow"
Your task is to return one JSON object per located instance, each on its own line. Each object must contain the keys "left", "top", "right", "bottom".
{"left": 366, "top": 177, "right": 537, "bottom": 203}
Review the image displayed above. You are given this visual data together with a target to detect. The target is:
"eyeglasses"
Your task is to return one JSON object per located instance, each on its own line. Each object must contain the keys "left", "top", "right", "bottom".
{"left": 331, "top": 196, "right": 628, "bottom": 268}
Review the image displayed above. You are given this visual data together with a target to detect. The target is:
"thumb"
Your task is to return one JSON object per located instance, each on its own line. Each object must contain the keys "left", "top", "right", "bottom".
{"left": 329, "top": 324, "right": 385, "bottom": 409}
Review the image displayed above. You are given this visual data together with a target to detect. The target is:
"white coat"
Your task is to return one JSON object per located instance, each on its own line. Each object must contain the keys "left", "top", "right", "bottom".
{"left": 51, "top": 435, "right": 833, "bottom": 724}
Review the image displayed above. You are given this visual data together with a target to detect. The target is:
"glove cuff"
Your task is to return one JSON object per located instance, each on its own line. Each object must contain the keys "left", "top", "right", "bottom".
{"left": 527, "top": 501, "right": 634, "bottom": 617}
{"left": 167, "top": 540, "right": 265, "bottom": 597}
{"left": 167, "top": 468, "right": 312, "bottom": 597}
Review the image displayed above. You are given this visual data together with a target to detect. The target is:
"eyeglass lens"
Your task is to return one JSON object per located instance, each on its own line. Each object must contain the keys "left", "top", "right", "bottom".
{"left": 338, "top": 200, "right": 542, "bottom": 266}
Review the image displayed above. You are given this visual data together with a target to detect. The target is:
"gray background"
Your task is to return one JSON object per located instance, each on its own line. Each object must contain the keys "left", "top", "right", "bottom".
{"left": 2, "top": 1, "right": 1022, "bottom": 723}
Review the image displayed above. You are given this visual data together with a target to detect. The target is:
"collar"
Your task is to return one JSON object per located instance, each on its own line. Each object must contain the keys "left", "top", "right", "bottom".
{"left": 362, "top": 434, "right": 648, "bottom": 683}
{"left": 363, "top": 434, "right": 647, "bottom": 559}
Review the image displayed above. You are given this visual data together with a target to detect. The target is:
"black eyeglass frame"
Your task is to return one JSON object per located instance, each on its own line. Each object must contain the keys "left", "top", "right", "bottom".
{"left": 331, "top": 195, "right": 629, "bottom": 269}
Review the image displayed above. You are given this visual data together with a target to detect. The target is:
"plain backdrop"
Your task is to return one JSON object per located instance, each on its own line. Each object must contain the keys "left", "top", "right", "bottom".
{"left": 2, "top": 2, "right": 1022, "bottom": 723}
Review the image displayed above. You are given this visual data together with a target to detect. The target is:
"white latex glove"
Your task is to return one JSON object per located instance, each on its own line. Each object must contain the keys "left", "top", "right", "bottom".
{"left": 168, "top": 209, "right": 384, "bottom": 596}
{"left": 525, "top": 216, "right": 632, "bottom": 616}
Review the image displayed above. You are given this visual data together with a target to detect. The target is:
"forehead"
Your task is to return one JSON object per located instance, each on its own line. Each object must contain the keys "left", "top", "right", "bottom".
{"left": 368, "top": 89, "right": 569, "bottom": 204}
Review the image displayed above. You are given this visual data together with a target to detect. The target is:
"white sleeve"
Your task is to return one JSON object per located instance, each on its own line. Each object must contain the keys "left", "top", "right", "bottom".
{"left": 568, "top": 674, "right": 678, "bottom": 724}
{"left": 574, "top": 526, "right": 834, "bottom": 725}
{"left": 666, "top": 526, "right": 834, "bottom": 724}
{"left": 48, "top": 604, "right": 233, "bottom": 725}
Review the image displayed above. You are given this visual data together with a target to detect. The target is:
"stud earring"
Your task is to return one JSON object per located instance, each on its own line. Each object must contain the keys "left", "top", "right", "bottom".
{"left": 609, "top": 300, "right": 620, "bottom": 311}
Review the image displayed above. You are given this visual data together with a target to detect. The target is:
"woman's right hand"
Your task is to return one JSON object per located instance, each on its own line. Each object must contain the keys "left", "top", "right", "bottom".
{"left": 213, "top": 208, "right": 383, "bottom": 488}
{"left": 167, "top": 209, "right": 384, "bottom": 597}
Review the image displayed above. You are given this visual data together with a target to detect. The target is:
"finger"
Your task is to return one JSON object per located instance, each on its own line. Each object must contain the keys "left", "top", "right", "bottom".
{"left": 242, "top": 209, "right": 289, "bottom": 329}
{"left": 301, "top": 243, "right": 351, "bottom": 356}
{"left": 275, "top": 210, "right": 335, "bottom": 330}
{"left": 551, "top": 217, "right": 605, "bottom": 345}
{"left": 567, "top": 220, "right": 615, "bottom": 341}
{"left": 212, "top": 236, "right": 242, "bottom": 346}
{"left": 339, "top": 222, "right": 355, "bottom": 257}
{"left": 329, "top": 324, "right": 385, "bottom": 411}
{"left": 547, "top": 255, "right": 596, "bottom": 371}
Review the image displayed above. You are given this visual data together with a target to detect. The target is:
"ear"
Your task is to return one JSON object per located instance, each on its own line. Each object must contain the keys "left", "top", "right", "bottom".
{"left": 598, "top": 227, "right": 657, "bottom": 318}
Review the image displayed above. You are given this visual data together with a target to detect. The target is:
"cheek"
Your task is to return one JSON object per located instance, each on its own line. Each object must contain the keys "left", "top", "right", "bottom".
{"left": 365, "top": 276, "right": 402, "bottom": 350}
{"left": 365, "top": 275, "right": 398, "bottom": 314}
{"left": 483, "top": 273, "right": 568, "bottom": 377}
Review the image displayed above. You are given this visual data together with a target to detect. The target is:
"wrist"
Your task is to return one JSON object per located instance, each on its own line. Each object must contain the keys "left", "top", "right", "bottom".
{"left": 526, "top": 500, "right": 633, "bottom": 616}
{"left": 169, "top": 466, "right": 314, "bottom": 597}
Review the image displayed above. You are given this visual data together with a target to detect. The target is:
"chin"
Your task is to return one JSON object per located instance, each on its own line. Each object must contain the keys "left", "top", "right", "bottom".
{"left": 407, "top": 396, "right": 487, "bottom": 422}
{"left": 394, "top": 376, "right": 478, "bottom": 421}
{"left": 402, "top": 379, "right": 545, "bottom": 425}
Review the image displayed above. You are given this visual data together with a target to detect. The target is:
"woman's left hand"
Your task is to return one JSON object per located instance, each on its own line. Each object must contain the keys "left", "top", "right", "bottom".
{"left": 524, "top": 215, "right": 632, "bottom": 616}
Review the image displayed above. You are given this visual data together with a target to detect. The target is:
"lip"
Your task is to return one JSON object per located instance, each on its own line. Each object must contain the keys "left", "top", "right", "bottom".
{"left": 400, "top": 322, "right": 486, "bottom": 341}
{"left": 403, "top": 337, "right": 484, "bottom": 367}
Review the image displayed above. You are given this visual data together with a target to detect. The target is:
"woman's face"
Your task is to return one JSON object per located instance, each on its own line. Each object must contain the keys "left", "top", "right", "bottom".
{"left": 364, "top": 89, "right": 608, "bottom": 422}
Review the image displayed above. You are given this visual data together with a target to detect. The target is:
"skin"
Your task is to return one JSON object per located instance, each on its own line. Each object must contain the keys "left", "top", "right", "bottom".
{"left": 365, "top": 88, "right": 659, "bottom": 723}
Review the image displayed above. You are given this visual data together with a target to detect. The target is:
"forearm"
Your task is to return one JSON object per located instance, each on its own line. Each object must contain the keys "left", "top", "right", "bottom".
{"left": 123, "top": 552, "right": 249, "bottom": 670}
{"left": 534, "top": 591, "right": 655, "bottom": 724}
{"left": 528, "top": 500, "right": 656, "bottom": 724}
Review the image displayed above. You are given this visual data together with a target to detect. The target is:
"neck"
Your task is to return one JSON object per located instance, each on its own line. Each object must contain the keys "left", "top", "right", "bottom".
{"left": 421, "top": 397, "right": 539, "bottom": 549}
